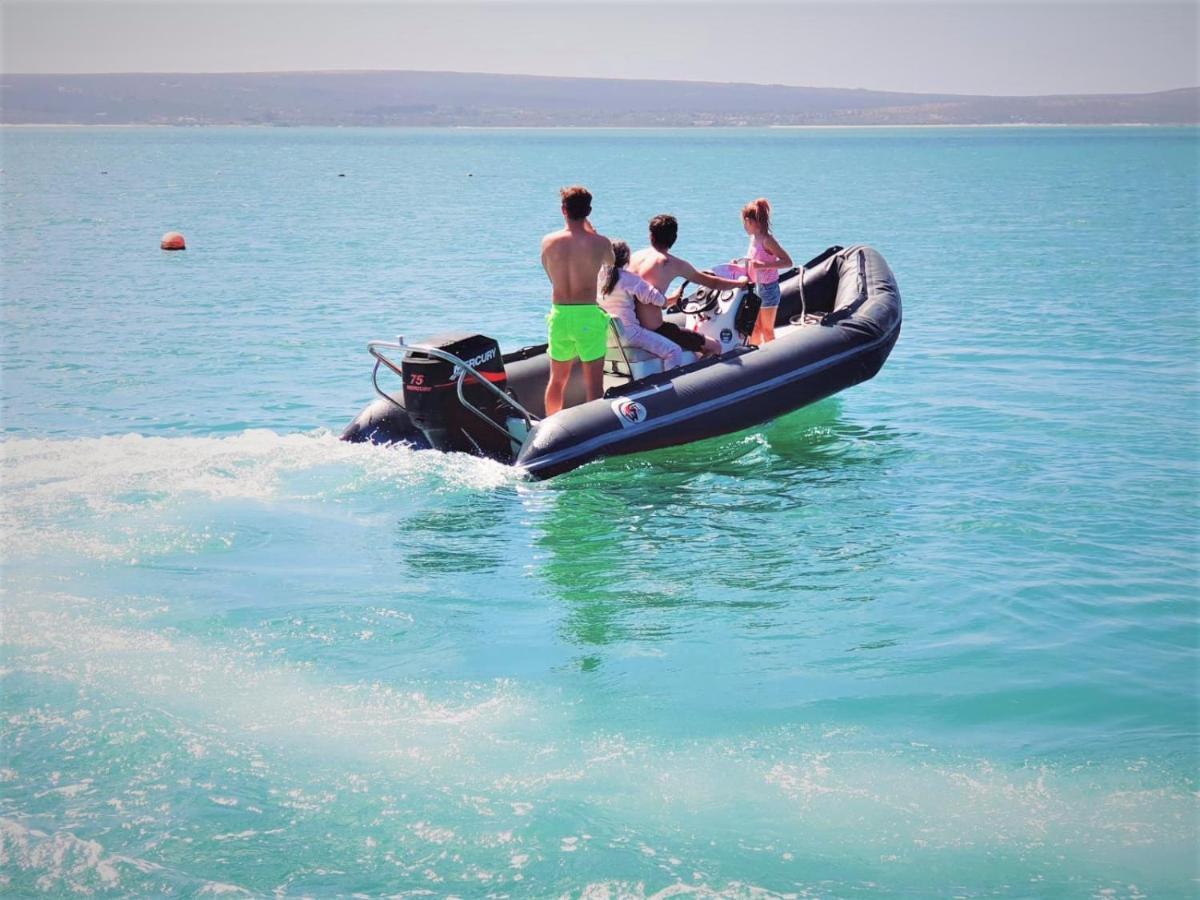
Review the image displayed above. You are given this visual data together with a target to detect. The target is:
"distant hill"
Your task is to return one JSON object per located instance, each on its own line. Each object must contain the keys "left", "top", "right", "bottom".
{"left": 1, "top": 71, "right": 1196, "bottom": 126}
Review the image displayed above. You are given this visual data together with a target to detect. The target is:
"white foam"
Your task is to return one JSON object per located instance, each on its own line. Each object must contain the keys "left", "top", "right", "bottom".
{"left": 411, "top": 821, "right": 456, "bottom": 844}
{"left": 3, "top": 596, "right": 528, "bottom": 772}
{"left": 575, "top": 880, "right": 811, "bottom": 899}
{"left": 211, "top": 830, "right": 258, "bottom": 842}
{"left": 3, "top": 597, "right": 1196, "bottom": 887}
{"left": 1, "top": 429, "right": 520, "bottom": 560}
{"left": 197, "top": 882, "right": 254, "bottom": 896}
{"left": 0, "top": 817, "right": 163, "bottom": 895}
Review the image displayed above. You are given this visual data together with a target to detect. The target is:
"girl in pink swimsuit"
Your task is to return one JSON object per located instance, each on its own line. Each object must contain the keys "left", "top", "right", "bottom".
{"left": 741, "top": 198, "right": 793, "bottom": 346}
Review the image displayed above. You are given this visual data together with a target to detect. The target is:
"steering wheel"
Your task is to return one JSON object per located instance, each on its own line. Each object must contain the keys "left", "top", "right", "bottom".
{"left": 664, "top": 279, "right": 688, "bottom": 313}
{"left": 675, "top": 278, "right": 720, "bottom": 315}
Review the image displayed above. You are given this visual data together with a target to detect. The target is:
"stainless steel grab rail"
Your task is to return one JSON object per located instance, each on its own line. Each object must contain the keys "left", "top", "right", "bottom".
{"left": 367, "top": 339, "right": 539, "bottom": 451}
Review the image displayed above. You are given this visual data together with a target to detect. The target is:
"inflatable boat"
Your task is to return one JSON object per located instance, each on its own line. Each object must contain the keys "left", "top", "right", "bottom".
{"left": 342, "top": 245, "right": 902, "bottom": 479}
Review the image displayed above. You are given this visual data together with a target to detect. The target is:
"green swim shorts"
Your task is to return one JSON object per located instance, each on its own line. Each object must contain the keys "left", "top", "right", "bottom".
{"left": 546, "top": 303, "right": 610, "bottom": 363}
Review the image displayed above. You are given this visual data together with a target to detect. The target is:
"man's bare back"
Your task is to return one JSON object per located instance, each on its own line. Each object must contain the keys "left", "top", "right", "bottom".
{"left": 629, "top": 247, "right": 686, "bottom": 295}
{"left": 542, "top": 221, "right": 613, "bottom": 304}
{"left": 629, "top": 246, "right": 744, "bottom": 330}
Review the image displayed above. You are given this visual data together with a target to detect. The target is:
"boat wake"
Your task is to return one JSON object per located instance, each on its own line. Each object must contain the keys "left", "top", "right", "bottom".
{"left": 1, "top": 429, "right": 520, "bottom": 561}
{"left": 3, "top": 593, "right": 1194, "bottom": 896}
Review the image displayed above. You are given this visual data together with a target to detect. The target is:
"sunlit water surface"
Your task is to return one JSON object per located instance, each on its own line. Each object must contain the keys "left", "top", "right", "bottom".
{"left": 2, "top": 127, "right": 1197, "bottom": 897}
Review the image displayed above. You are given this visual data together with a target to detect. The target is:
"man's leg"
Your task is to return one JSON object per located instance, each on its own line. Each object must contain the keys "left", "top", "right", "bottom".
{"left": 581, "top": 357, "right": 605, "bottom": 402}
{"left": 545, "top": 358, "right": 575, "bottom": 416}
{"left": 654, "top": 321, "right": 703, "bottom": 351}
{"left": 576, "top": 307, "right": 609, "bottom": 404}
{"left": 656, "top": 322, "right": 720, "bottom": 356}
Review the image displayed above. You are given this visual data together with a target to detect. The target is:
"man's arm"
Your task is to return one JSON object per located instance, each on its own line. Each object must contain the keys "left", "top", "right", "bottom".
{"left": 540, "top": 236, "right": 554, "bottom": 283}
{"left": 675, "top": 257, "right": 748, "bottom": 291}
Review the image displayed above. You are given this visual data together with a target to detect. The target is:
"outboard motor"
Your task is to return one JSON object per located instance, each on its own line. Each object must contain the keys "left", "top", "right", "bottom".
{"left": 401, "top": 332, "right": 514, "bottom": 461}
{"left": 682, "top": 285, "right": 761, "bottom": 352}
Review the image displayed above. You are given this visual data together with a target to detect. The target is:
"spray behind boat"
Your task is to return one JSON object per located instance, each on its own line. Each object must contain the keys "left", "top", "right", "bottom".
{"left": 398, "top": 332, "right": 516, "bottom": 460}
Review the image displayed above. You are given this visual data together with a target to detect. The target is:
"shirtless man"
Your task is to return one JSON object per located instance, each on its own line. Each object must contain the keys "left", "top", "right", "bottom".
{"left": 541, "top": 185, "right": 615, "bottom": 416}
{"left": 629, "top": 214, "right": 749, "bottom": 356}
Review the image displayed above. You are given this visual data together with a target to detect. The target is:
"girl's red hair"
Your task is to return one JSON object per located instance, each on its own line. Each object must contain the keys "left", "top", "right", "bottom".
{"left": 742, "top": 197, "right": 772, "bottom": 234}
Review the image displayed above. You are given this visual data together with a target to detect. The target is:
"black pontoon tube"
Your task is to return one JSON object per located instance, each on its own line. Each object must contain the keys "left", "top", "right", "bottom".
{"left": 512, "top": 245, "right": 900, "bottom": 477}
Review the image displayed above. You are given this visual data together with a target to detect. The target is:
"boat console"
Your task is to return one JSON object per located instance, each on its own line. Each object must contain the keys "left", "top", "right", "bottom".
{"left": 678, "top": 281, "right": 761, "bottom": 352}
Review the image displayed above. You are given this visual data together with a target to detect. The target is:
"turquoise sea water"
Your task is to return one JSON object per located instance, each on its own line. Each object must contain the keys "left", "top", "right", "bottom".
{"left": 1, "top": 126, "right": 1197, "bottom": 897}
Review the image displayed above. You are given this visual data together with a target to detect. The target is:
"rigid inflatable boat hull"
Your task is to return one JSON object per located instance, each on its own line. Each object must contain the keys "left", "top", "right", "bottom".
{"left": 342, "top": 245, "right": 902, "bottom": 479}
{"left": 516, "top": 323, "right": 898, "bottom": 478}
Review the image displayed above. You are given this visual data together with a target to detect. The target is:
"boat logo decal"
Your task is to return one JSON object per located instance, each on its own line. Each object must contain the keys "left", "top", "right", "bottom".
{"left": 611, "top": 398, "right": 648, "bottom": 427}
{"left": 720, "top": 328, "right": 733, "bottom": 343}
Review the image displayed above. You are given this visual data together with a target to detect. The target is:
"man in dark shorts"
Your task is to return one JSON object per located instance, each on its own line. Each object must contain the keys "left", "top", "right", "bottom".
{"left": 628, "top": 214, "right": 748, "bottom": 355}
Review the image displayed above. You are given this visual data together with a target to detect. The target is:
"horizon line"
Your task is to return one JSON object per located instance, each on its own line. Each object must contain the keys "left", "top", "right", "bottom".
{"left": 3, "top": 68, "right": 1198, "bottom": 100}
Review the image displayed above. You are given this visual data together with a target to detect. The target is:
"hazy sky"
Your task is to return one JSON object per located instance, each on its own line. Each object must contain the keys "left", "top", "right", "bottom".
{"left": 3, "top": 1, "right": 1196, "bottom": 95}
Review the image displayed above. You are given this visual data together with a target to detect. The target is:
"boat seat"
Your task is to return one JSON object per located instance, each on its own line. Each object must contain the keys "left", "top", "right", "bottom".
{"left": 605, "top": 318, "right": 664, "bottom": 380}
{"left": 605, "top": 318, "right": 697, "bottom": 381}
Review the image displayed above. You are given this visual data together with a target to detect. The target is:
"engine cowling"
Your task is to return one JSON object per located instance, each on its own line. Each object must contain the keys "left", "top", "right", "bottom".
{"left": 401, "top": 332, "right": 514, "bottom": 460}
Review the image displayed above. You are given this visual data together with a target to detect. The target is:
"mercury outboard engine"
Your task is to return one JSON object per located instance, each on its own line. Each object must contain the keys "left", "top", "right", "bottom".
{"left": 401, "top": 332, "right": 514, "bottom": 461}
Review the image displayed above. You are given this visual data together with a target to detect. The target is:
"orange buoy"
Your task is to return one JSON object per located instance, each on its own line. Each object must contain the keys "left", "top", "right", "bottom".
{"left": 161, "top": 231, "right": 186, "bottom": 251}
